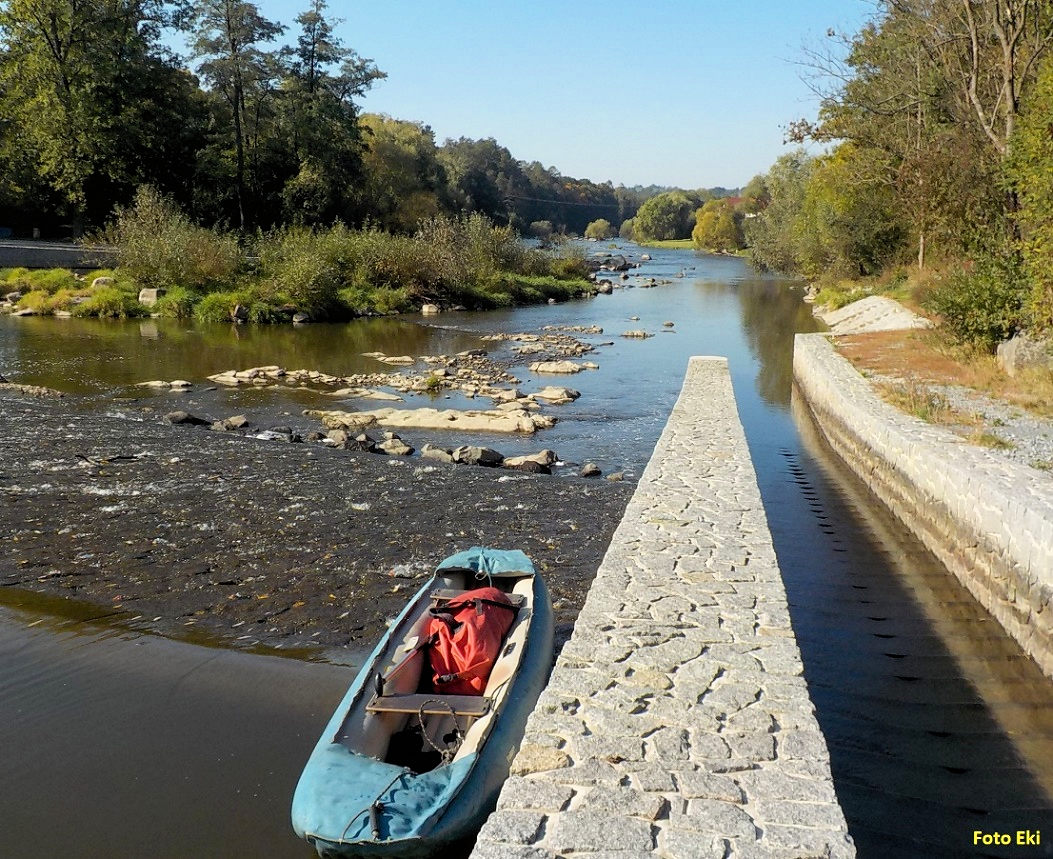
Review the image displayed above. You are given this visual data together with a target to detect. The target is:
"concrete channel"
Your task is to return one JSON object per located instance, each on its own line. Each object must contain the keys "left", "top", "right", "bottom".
{"left": 471, "top": 356, "right": 855, "bottom": 858}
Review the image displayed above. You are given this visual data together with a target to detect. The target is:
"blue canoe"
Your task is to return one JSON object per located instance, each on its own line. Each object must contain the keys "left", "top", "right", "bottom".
{"left": 291, "top": 547, "right": 554, "bottom": 858}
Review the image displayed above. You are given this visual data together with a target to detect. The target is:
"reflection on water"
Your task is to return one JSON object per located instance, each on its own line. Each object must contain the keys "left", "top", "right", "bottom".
{"left": 2, "top": 244, "right": 1052, "bottom": 856}
{"left": 0, "top": 602, "right": 347, "bottom": 858}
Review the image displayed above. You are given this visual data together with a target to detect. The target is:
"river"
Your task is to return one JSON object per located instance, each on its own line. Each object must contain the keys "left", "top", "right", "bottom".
{"left": 1, "top": 244, "right": 1051, "bottom": 857}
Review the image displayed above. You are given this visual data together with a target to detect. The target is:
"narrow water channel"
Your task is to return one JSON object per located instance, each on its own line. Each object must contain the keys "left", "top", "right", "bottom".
{"left": 2, "top": 245, "right": 1051, "bottom": 856}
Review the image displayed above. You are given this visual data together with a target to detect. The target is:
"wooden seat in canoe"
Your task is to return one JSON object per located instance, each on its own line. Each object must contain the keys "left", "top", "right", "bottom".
{"left": 366, "top": 692, "right": 492, "bottom": 718}
{"left": 430, "top": 588, "right": 526, "bottom": 607}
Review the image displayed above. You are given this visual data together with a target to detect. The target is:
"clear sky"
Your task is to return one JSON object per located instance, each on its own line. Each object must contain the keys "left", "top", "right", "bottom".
{"left": 238, "top": 1, "right": 877, "bottom": 190}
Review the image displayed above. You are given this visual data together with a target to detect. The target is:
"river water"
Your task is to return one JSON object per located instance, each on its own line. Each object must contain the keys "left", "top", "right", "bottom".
{"left": 2, "top": 245, "right": 1051, "bottom": 857}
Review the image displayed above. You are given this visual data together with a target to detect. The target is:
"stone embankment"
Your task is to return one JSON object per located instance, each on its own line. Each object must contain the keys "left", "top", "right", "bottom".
{"left": 794, "top": 333, "right": 1053, "bottom": 679}
{"left": 472, "top": 357, "right": 854, "bottom": 859}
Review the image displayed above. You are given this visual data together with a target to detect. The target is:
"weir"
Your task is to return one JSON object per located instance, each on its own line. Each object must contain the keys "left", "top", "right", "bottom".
{"left": 471, "top": 357, "right": 855, "bottom": 858}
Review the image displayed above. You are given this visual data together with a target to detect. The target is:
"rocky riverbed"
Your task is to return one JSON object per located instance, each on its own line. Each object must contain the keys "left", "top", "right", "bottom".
{"left": 1, "top": 391, "right": 633, "bottom": 657}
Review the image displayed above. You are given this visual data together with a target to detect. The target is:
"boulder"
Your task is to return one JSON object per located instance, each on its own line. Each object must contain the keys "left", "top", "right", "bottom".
{"left": 307, "top": 406, "right": 555, "bottom": 434}
{"left": 231, "top": 304, "right": 249, "bottom": 323}
{"left": 530, "top": 360, "right": 585, "bottom": 374}
{"left": 606, "top": 471, "right": 625, "bottom": 482}
{"left": 169, "top": 379, "right": 192, "bottom": 389}
{"left": 420, "top": 304, "right": 440, "bottom": 315}
{"left": 596, "top": 281, "right": 613, "bottom": 295}
{"left": 531, "top": 386, "right": 580, "bottom": 404}
{"left": 164, "top": 410, "right": 209, "bottom": 426}
{"left": 504, "top": 450, "right": 558, "bottom": 469}
{"left": 641, "top": 254, "right": 652, "bottom": 261}
{"left": 452, "top": 445, "right": 504, "bottom": 467}
{"left": 91, "top": 276, "right": 115, "bottom": 289}
{"left": 579, "top": 462, "right": 602, "bottom": 478}
{"left": 292, "top": 312, "right": 311, "bottom": 324}
{"left": 504, "top": 459, "right": 550, "bottom": 474}
{"left": 996, "top": 332, "right": 1053, "bottom": 377}
{"left": 622, "top": 330, "right": 652, "bottom": 339}
{"left": 421, "top": 443, "right": 455, "bottom": 463}
{"left": 211, "top": 415, "right": 250, "bottom": 432}
{"left": 137, "top": 288, "right": 166, "bottom": 307}
{"left": 377, "top": 355, "right": 415, "bottom": 366}
{"left": 663, "top": 321, "right": 675, "bottom": 328}
{"left": 377, "top": 436, "right": 414, "bottom": 456}
{"left": 5, "top": 291, "right": 22, "bottom": 303}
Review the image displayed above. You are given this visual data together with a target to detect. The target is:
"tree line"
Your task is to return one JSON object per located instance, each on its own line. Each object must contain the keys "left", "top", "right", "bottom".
{"left": 0, "top": 0, "right": 662, "bottom": 238}
{"left": 743, "top": 0, "right": 1053, "bottom": 349}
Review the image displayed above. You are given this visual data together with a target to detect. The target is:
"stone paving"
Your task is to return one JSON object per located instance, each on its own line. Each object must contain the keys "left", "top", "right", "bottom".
{"left": 471, "top": 357, "right": 854, "bottom": 859}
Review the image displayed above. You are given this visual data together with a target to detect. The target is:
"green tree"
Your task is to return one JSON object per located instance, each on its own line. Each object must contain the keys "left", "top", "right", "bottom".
{"left": 619, "top": 217, "right": 636, "bottom": 240}
{"left": 633, "top": 191, "right": 698, "bottom": 241}
{"left": 193, "top": 0, "right": 284, "bottom": 229}
{"left": 744, "top": 151, "right": 814, "bottom": 273}
{"left": 1008, "top": 54, "right": 1053, "bottom": 329}
{"left": 692, "top": 199, "right": 744, "bottom": 252}
{"left": 360, "top": 113, "right": 445, "bottom": 232}
{"left": 277, "top": 0, "right": 383, "bottom": 225}
{"left": 584, "top": 218, "right": 613, "bottom": 240}
{"left": 0, "top": 0, "right": 200, "bottom": 232}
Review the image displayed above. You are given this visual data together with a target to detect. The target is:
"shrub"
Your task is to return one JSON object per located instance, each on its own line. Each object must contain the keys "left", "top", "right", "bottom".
{"left": 923, "top": 253, "right": 1028, "bottom": 350}
{"left": 105, "top": 186, "right": 241, "bottom": 291}
{"left": 585, "top": 218, "right": 614, "bottom": 240}
{"left": 71, "top": 286, "right": 147, "bottom": 319}
{"left": 154, "top": 286, "right": 198, "bottom": 318}
{"left": 16, "top": 290, "right": 52, "bottom": 313}
{"left": 194, "top": 291, "right": 245, "bottom": 324}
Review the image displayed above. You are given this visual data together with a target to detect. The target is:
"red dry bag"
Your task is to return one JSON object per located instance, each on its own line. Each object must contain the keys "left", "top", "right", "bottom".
{"left": 425, "top": 586, "right": 517, "bottom": 696}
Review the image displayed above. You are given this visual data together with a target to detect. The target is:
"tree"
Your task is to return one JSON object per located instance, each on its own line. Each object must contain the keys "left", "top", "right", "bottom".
{"left": 193, "top": 0, "right": 284, "bottom": 229}
{"left": 692, "top": 199, "right": 743, "bottom": 252}
{"left": 632, "top": 191, "right": 699, "bottom": 241}
{"left": 584, "top": 218, "right": 613, "bottom": 240}
{"left": 277, "top": 0, "right": 384, "bottom": 226}
{"left": 1008, "top": 54, "right": 1053, "bottom": 328}
{"left": 360, "top": 113, "right": 446, "bottom": 231}
{"left": 745, "top": 151, "right": 814, "bottom": 274}
{"left": 0, "top": 0, "right": 200, "bottom": 231}
{"left": 619, "top": 217, "right": 636, "bottom": 240}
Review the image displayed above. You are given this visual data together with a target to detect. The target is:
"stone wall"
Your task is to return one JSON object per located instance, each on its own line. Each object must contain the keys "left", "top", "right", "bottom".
{"left": 793, "top": 333, "right": 1053, "bottom": 679}
{"left": 472, "top": 356, "right": 855, "bottom": 859}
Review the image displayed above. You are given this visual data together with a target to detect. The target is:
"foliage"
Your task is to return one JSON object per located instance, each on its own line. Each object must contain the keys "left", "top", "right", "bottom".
{"left": 692, "top": 199, "right": 744, "bottom": 252}
{"left": 529, "top": 220, "right": 554, "bottom": 240}
{"left": 745, "top": 151, "right": 815, "bottom": 273}
{"left": 632, "top": 191, "right": 700, "bottom": 241}
{"left": 71, "top": 286, "right": 147, "bottom": 319}
{"left": 619, "top": 218, "right": 636, "bottom": 240}
{"left": 584, "top": 218, "right": 614, "bottom": 240}
{"left": 105, "top": 187, "right": 241, "bottom": 291}
{"left": 1007, "top": 54, "right": 1053, "bottom": 330}
{"left": 153, "top": 286, "right": 199, "bottom": 318}
{"left": 923, "top": 253, "right": 1029, "bottom": 350}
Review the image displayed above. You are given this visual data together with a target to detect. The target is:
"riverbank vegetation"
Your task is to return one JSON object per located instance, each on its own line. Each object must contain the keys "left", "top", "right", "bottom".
{"left": 3, "top": 188, "right": 592, "bottom": 321}
{"left": 743, "top": 1, "right": 1053, "bottom": 353}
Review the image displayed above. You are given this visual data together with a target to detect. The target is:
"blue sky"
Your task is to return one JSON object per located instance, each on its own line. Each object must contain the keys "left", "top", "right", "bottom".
{"left": 226, "top": 1, "right": 876, "bottom": 189}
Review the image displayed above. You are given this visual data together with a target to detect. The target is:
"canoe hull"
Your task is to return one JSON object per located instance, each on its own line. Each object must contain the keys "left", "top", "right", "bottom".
{"left": 292, "top": 548, "right": 554, "bottom": 858}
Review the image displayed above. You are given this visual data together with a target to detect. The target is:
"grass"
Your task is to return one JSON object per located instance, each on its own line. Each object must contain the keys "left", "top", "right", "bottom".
{"left": 638, "top": 238, "right": 695, "bottom": 249}
{"left": 965, "top": 429, "right": 1014, "bottom": 449}
{"left": 876, "top": 378, "right": 961, "bottom": 424}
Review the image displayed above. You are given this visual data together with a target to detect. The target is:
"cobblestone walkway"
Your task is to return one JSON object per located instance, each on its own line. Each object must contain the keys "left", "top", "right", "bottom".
{"left": 472, "top": 357, "right": 854, "bottom": 858}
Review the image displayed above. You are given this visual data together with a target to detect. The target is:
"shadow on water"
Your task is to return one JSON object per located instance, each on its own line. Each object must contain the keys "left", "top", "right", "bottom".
{"left": 731, "top": 281, "right": 1053, "bottom": 858}
{"left": 758, "top": 404, "right": 1053, "bottom": 856}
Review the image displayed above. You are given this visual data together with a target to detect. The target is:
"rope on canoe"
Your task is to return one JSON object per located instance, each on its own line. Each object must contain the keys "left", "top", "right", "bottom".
{"left": 417, "top": 698, "right": 463, "bottom": 765}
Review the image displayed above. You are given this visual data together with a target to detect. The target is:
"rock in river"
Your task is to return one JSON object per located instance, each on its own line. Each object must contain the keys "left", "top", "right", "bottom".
{"left": 306, "top": 406, "right": 556, "bottom": 434}
{"left": 452, "top": 446, "right": 504, "bottom": 467}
